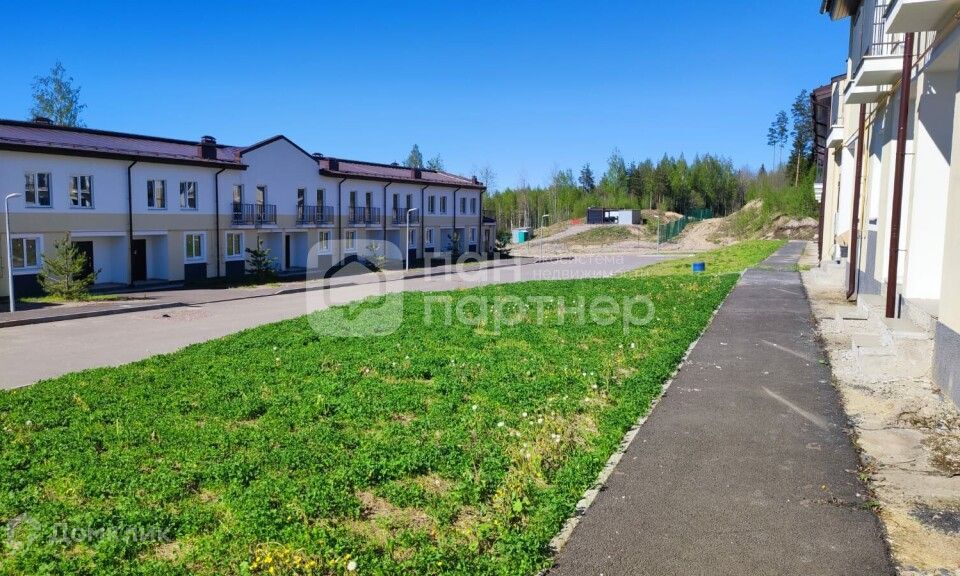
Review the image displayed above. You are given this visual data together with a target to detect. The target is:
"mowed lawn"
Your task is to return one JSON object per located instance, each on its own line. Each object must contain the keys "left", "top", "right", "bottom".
{"left": 0, "top": 242, "right": 781, "bottom": 575}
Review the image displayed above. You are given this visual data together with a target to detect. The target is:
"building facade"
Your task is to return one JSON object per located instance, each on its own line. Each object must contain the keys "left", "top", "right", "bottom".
{"left": 0, "top": 120, "right": 495, "bottom": 298}
{"left": 817, "top": 0, "right": 960, "bottom": 406}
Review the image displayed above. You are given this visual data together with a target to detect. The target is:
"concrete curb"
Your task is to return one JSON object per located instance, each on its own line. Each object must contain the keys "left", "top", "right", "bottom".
{"left": 0, "top": 302, "right": 185, "bottom": 329}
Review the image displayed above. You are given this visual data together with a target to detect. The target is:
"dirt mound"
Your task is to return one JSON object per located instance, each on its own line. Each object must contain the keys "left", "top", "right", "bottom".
{"left": 770, "top": 215, "right": 818, "bottom": 240}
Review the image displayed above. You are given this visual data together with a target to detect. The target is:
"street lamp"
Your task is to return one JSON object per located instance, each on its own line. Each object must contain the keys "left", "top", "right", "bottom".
{"left": 405, "top": 207, "right": 419, "bottom": 271}
{"left": 4, "top": 193, "right": 22, "bottom": 313}
{"left": 540, "top": 213, "right": 550, "bottom": 260}
{"left": 654, "top": 214, "right": 661, "bottom": 254}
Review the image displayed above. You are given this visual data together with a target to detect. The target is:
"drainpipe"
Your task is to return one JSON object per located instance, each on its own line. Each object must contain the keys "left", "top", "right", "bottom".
{"left": 337, "top": 178, "right": 346, "bottom": 263}
{"left": 383, "top": 182, "right": 391, "bottom": 261}
{"left": 126, "top": 160, "right": 138, "bottom": 287}
{"left": 479, "top": 187, "right": 485, "bottom": 254}
{"left": 452, "top": 187, "right": 460, "bottom": 254}
{"left": 214, "top": 168, "right": 226, "bottom": 278}
{"left": 886, "top": 32, "right": 915, "bottom": 319}
{"left": 847, "top": 105, "right": 867, "bottom": 301}
{"left": 420, "top": 185, "right": 428, "bottom": 264}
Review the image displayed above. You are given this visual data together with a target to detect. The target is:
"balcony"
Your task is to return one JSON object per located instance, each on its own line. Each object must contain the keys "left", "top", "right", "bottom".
{"left": 391, "top": 207, "right": 420, "bottom": 225}
{"left": 886, "top": 0, "right": 960, "bottom": 34}
{"left": 483, "top": 211, "right": 497, "bottom": 224}
{"left": 297, "top": 205, "right": 334, "bottom": 226}
{"left": 232, "top": 203, "right": 277, "bottom": 226}
{"left": 348, "top": 206, "right": 381, "bottom": 226}
{"left": 845, "top": 1, "right": 906, "bottom": 103}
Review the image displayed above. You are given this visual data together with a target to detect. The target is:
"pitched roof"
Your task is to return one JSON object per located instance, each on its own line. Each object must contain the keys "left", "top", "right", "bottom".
{"left": 317, "top": 157, "right": 484, "bottom": 189}
{"left": 0, "top": 119, "right": 245, "bottom": 168}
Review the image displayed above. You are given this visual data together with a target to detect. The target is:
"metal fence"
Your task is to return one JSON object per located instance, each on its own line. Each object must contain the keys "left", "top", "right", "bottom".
{"left": 657, "top": 209, "right": 714, "bottom": 243}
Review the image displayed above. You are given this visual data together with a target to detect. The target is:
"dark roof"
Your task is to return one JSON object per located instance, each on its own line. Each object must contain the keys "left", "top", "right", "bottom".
{"left": 821, "top": 0, "right": 861, "bottom": 19}
{"left": 0, "top": 119, "right": 245, "bottom": 168}
{"left": 318, "top": 157, "right": 484, "bottom": 189}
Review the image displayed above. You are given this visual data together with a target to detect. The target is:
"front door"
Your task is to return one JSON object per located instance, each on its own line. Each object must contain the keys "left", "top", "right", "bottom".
{"left": 131, "top": 239, "right": 147, "bottom": 282}
{"left": 73, "top": 241, "right": 95, "bottom": 279}
{"left": 284, "top": 234, "right": 291, "bottom": 269}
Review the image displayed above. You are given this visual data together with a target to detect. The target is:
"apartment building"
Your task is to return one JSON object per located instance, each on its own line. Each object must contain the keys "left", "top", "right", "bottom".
{"left": 817, "top": 0, "right": 960, "bottom": 406}
{"left": 0, "top": 119, "right": 495, "bottom": 298}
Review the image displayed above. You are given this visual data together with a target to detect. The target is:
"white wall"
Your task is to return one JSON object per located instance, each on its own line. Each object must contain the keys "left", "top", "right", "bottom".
{"left": 235, "top": 138, "right": 323, "bottom": 217}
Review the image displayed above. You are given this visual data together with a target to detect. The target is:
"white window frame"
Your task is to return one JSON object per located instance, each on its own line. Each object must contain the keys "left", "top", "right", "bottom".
{"left": 427, "top": 195, "right": 436, "bottom": 214}
{"left": 24, "top": 172, "right": 53, "bottom": 208}
{"left": 147, "top": 179, "right": 167, "bottom": 210}
{"left": 345, "top": 230, "right": 357, "bottom": 252}
{"left": 225, "top": 232, "right": 244, "bottom": 260}
{"left": 180, "top": 181, "right": 198, "bottom": 210}
{"left": 232, "top": 184, "right": 244, "bottom": 205}
{"left": 440, "top": 196, "right": 447, "bottom": 214}
{"left": 184, "top": 232, "right": 206, "bottom": 263}
{"left": 70, "top": 175, "right": 94, "bottom": 208}
{"left": 318, "top": 231, "right": 331, "bottom": 254}
{"left": 426, "top": 228, "right": 435, "bottom": 246}
{"left": 10, "top": 235, "right": 43, "bottom": 274}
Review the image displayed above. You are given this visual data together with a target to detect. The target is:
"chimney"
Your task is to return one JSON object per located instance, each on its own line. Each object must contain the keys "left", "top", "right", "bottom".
{"left": 411, "top": 167, "right": 422, "bottom": 179}
{"left": 31, "top": 116, "right": 53, "bottom": 125}
{"left": 328, "top": 158, "right": 340, "bottom": 171}
{"left": 472, "top": 176, "right": 479, "bottom": 185}
{"left": 199, "top": 135, "right": 217, "bottom": 160}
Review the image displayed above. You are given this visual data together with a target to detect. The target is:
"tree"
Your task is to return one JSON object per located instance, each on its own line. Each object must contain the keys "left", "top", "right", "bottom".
{"left": 425, "top": 155, "right": 444, "bottom": 171}
{"left": 578, "top": 163, "right": 596, "bottom": 192}
{"left": 245, "top": 238, "right": 277, "bottom": 282}
{"left": 37, "top": 234, "right": 98, "bottom": 300}
{"left": 474, "top": 165, "right": 497, "bottom": 193}
{"left": 788, "top": 89, "right": 814, "bottom": 185}
{"left": 30, "top": 61, "right": 86, "bottom": 127}
{"left": 599, "top": 149, "right": 628, "bottom": 201}
{"left": 405, "top": 144, "right": 424, "bottom": 169}
{"left": 767, "top": 110, "right": 789, "bottom": 168}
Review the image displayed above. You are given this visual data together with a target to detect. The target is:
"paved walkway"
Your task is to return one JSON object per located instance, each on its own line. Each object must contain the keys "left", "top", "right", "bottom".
{"left": 549, "top": 242, "right": 894, "bottom": 575}
{"left": 0, "top": 254, "right": 670, "bottom": 389}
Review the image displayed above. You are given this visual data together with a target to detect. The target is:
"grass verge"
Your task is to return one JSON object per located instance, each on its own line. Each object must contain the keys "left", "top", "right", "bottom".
{"left": 0, "top": 274, "right": 737, "bottom": 575}
{"left": 19, "top": 294, "right": 138, "bottom": 305}
{"left": 561, "top": 226, "right": 638, "bottom": 246}
{"left": 625, "top": 240, "right": 786, "bottom": 277}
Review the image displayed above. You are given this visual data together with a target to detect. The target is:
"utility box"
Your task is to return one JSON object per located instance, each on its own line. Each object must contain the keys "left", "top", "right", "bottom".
{"left": 586, "top": 208, "right": 605, "bottom": 225}
{"left": 511, "top": 228, "right": 533, "bottom": 244}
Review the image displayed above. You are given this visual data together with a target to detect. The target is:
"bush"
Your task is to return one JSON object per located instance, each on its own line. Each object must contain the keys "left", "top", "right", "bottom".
{"left": 245, "top": 238, "right": 277, "bottom": 282}
{"left": 36, "top": 234, "right": 98, "bottom": 300}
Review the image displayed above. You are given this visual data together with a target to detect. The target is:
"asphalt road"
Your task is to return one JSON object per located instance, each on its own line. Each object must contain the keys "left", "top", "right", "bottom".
{"left": 0, "top": 254, "right": 666, "bottom": 389}
{"left": 548, "top": 242, "right": 894, "bottom": 575}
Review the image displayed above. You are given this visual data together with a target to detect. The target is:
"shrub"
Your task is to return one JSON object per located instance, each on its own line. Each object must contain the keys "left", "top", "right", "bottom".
{"left": 245, "top": 238, "right": 277, "bottom": 282}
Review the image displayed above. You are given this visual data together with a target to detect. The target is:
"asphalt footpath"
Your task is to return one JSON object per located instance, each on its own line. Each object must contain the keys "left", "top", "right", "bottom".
{"left": 548, "top": 241, "right": 894, "bottom": 576}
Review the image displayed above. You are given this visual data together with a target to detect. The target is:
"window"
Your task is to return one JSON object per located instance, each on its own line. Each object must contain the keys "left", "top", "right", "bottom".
{"left": 70, "top": 175, "right": 93, "bottom": 208}
{"left": 225, "top": 232, "right": 244, "bottom": 260}
{"left": 470, "top": 198, "right": 477, "bottom": 214}
{"left": 317, "top": 189, "right": 325, "bottom": 207}
{"left": 185, "top": 233, "right": 206, "bottom": 262}
{"left": 440, "top": 196, "right": 447, "bottom": 214}
{"left": 392, "top": 193, "right": 399, "bottom": 210}
{"left": 24, "top": 173, "right": 52, "bottom": 207}
{"left": 460, "top": 197, "right": 467, "bottom": 214}
{"left": 365, "top": 191, "right": 372, "bottom": 208}
{"left": 406, "top": 194, "right": 413, "bottom": 210}
{"left": 428, "top": 195, "right": 436, "bottom": 214}
{"left": 349, "top": 191, "right": 357, "bottom": 210}
{"left": 11, "top": 236, "right": 41, "bottom": 270}
{"left": 345, "top": 230, "right": 357, "bottom": 252}
{"left": 426, "top": 228, "right": 434, "bottom": 246}
{"left": 256, "top": 185, "right": 267, "bottom": 205}
{"left": 469, "top": 227, "right": 476, "bottom": 242}
{"left": 147, "top": 179, "right": 166, "bottom": 209}
{"left": 180, "top": 181, "right": 198, "bottom": 210}
{"left": 409, "top": 229, "right": 417, "bottom": 248}
{"left": 233, "top": 184, "right": 243, "bottom": 204}
{"left": 318, "top": 231, "right": 331, "bottom": 253}
{"left": 297, "top": 188, "right": 305, "bottom": 208}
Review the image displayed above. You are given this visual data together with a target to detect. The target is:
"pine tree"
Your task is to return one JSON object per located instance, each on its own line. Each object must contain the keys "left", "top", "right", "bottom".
{"left": 30, "top": 61, "right": 86, "bottom": 126}
{"left": 788, "top": 90, "right": 814, "bottom": 185}
{"left": 405, "top": 145, "right": 424, "bottom": 169}
{"left": 578, "top": 163, "right": 596, "bottom": 192}
{"left": 245, "top": 238, "right": 277, "bottom": 282}
{"left": 37, "top": 234, "right": 98, "bottom": 300}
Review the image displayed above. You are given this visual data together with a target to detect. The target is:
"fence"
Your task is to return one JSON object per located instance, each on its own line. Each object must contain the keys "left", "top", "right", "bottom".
{"left": 657, "top": 209, "right": 714, "bottom": 243}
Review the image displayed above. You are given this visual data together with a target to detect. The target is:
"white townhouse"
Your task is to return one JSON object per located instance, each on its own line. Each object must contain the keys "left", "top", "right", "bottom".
{"left": 816, "top": 0, "right": 960, "bottom": 406}
{"left": 0, "top": 118, "right": 496, "bottom": 298}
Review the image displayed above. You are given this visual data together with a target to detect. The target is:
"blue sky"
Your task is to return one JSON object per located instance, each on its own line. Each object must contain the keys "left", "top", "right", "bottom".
{"left": 0, "top": 1, "right": 847, "bottom": 190}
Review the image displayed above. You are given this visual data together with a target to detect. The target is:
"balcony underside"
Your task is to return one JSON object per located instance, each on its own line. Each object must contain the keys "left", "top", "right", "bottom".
{"left": 827, "top": 125, "right": 845, "bottom": 148}
{"left": 886, "top": 0, "right": 960, "bottom": 33}
{"left": 844, "top": 83, "right": 889, "bottom": 105}
{"left": 855, "top": 55, "right": 903, "bottom": 86}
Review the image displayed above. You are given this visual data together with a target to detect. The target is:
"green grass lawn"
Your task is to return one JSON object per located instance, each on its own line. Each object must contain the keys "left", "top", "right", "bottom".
{"left": 561, "top": 226, "right": 638, "bottom": 245}
{"left": 625, "top": 239, "right": 786, "bottom": 278}
{"left": 19, "top": 294, "right": 137, "bottom": 305}
{"left": 0, "top": 273, "right": 739, "bottom": 575}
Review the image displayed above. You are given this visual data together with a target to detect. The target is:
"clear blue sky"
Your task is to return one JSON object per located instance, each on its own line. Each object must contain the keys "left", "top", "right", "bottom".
{"left": 0, "top": 1, "right": 847, "bottom": 190}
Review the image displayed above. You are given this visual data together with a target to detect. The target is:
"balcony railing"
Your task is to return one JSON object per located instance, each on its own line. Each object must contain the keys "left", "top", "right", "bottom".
{"left": 392, "top": 207, "right": 420, "bottom": 224}
{"left": 297, "top": 205, "right": 334, "bottom": 225}
{"left": 348, "top": 206, "right": 381, "bottom": 225}
{"left": 851, "top": 0, "right": 906, "bottom": 74}
{"left": 232, "top": 203, "right": 277, "bottom": 226}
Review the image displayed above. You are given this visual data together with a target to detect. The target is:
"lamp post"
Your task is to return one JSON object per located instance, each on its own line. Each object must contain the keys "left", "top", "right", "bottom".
{"left": 540, "top": 213, "right": 550, "bottom": 260}
{"left": 4, "top": 193, "right": 22, "bottom": 313}
{"left": 654, "top": 214, "right": 661, "bottom": 254}
{"left": 405, "top": 207, "right": 419, "bottom": 271}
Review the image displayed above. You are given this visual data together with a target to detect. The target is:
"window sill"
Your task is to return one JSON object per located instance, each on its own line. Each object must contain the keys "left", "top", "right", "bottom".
{"left": 148, "top": 207, "right": 168, "bottom": 211}
{"left": 24, "top": 205, "right": 53, "bottom": 209}
{"left": 11, "top": 267, "right": 42, "bottom": 276}
{"left": 184, "top": 259, "right": 207, "bottom": 265}
{"left": 69, "top": 206, "right": 95, "bottom": 210}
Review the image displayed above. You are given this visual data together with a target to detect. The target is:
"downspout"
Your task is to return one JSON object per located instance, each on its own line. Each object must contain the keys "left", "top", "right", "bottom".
{"left": 337, "top": 178, "right": 346, "bottom": 263}
{"left": 383, "top": 182, "right": 391, "bottom": 261}
{"left": 479, "top": 187, "right": 485, "bottom": 253}
{"left": 420, "top": 185, "right": 428, "bottom": 264}
{"left": 817, "top": 153, "right": 828, "bottom": 263}
{"left": 452, "top": 187, "right": 460, "bottom": 252}
{"left": 214, "top": 168, "right": 226, "bottom": 278}
{"left": 847, "top": 105, "right": 867, "bottom": 301}
{"left": 886, "top": 32, "right": 915, "bottom": 319}
{"left": 126, "top": 160, "right": 138, "bottom": 287}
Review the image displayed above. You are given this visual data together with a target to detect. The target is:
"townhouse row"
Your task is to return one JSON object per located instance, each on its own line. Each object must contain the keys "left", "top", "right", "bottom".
{"left": 815, "top": 0, "right": 960, "bottom": 406}
{"left": 0, "top": 119, "right": 496, "bottom": 298}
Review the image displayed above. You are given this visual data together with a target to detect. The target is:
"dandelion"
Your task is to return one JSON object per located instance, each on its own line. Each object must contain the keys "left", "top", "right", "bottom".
{"left": 592, "top": 384, "right": 598, "bottom": 390}
{"left": 272, "top": 346, "right": 278, "bottom": 351}
{"left": 521, "top": 412, "right": 527, "bottom": 418}
{"left": 471, "top": 404, "right": 478, "bottom": 411}
{"left": 347, "top": 559, "right": 357, "bottom": 571}
{"left": 630, "top": 343, "right": 636, "bottom": 349}
{"left": 537, "top": 417, "right": 544, "bottom": 424}
{"left": 497, "top": 421, "right": 505, "bottom": 428}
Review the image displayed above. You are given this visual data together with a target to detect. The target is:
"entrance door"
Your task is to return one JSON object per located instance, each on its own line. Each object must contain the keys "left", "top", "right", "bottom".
{"left": 131, "top": 239, "right": 147, "bottom": 282}
{"left": 73, "top": 241, "right": 95, "bottom": 279}
{"left": 284, "top": 234, "right": 291, "bottom": 269}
